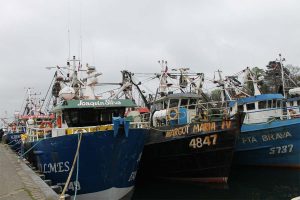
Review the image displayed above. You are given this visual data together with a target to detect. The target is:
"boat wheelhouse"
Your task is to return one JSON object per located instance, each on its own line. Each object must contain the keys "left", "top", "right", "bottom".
{"left": 231, "top": 94, "right": 285, "bottom": 124}
{"left": 51, "top": 99, "right": 138, "bottom": 137}
{"left": 152, "top": 93, "right": 199, "bottom": 127}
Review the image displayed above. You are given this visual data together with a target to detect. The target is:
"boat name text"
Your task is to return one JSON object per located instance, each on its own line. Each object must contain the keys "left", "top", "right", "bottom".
{"left": 241, "top": 131, "right": 292, "bottom": 144}
{"left": 165, "top": 121, "right": 232, "bottom": 138}
{"left": 39, "top": 161, "right": 70, "bottom": 174}
{"left": 77, "top": 100, "right": 122, "bottom": 106}
{"left": 10, "top": 135, "right": 21, "bottom": 139}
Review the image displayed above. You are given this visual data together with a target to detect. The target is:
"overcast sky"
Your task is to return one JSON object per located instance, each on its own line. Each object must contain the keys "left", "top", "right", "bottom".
{"left": 1, "top": 0, "right": 300, "bottom": 118}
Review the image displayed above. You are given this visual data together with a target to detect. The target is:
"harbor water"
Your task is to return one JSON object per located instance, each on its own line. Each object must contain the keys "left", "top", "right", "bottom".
{"left": 133, "top": 167, "right": 300, "bottom": 199}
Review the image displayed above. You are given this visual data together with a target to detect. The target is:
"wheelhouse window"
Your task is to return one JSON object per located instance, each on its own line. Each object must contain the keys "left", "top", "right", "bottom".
{"left": 246, "top": 103, "right": 255, "bottom": 111}
{"left": 258, "top": 101, "right": 266, "bottom": 109}
{"left": 180, "top": 99, "right": 188, "bottom": 107}
{"left": 277, "top": 100, "right": 281, "bottom": 108}
{"left": 188, "top": 99, "right": 197, "bottom": 109}
{"left": 80, "top": 109, "right": 99, "bottom": 126}
{"left": 63, "top": 109, "right": 79, "bottom": 126}
{"left": 267, "top": 100, "right": 272, "bottom": 108}
{"left": 238, "top": 105, "right": 244, "bottom": 112}
{"left": 297, "top": 100, "right": 300, "bottom": 106}
{"left": 63, "top": 107, "right": 126, "bottom": 127}
{"left": 169, "top": 99, "right": 179, "bottom": 108}
{"left": 163, "top": 100, "right": 168, "bottom": 109}
{"left": 281, "top": 101, "right": 286, "bottom": 108}
{"left": 272, "top": 100, "right": 277, "bottom": 108}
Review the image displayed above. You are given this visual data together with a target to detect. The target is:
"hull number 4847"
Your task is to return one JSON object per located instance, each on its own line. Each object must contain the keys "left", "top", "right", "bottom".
{"left": 189, "top": 134, "right": 218, "bottom": 149}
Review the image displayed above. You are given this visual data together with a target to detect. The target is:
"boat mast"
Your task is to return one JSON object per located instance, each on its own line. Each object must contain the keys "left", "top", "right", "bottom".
{"left": 278, "top": 53, "right": 286, "bottom": 98}
{"left": 158, "top": 60, "right": 168, "bottom": 97}
{"left": 244, "top": 67, "right": 261, "bottom": 96}
{"left": 213, "top": 70, "right": 234, "bottom": 101}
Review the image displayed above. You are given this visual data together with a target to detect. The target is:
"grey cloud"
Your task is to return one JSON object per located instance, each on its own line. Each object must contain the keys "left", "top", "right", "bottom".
{"left": 0, "top": 0, "right": 300, "bottom": 116}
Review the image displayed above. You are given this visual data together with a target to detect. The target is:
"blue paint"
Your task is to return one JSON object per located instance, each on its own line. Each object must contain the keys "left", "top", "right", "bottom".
{"left": 3, "top": 132, "right": 23, "bottom": 151}
{"left": 178, "top": 108, "right": 187, "bottom": 125}
{"left": 235, "top": 114, "right": 300, "bottom": 167}
{"left": 231, "top": 93, "right": 300, "bottom": 167}
{"left": 113, "top": 117, "right": 130, "bottom": 137}
{"left": 29, "top": 128, "right": 147, "bottom": 197}
{"left": 236, "top": 94, "right": 284, "bottom": 105}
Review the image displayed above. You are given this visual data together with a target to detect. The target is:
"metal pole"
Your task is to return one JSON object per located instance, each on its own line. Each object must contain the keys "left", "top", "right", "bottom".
{"left": 279, "top": 54, "right": 286, "bottom": 98}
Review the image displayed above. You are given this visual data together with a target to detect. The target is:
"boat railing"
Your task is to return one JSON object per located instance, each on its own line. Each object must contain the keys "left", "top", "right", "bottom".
{"left": 166, "top": 100, "right": 235, "bottom": 123}
{"left": 52, "top": 120, "right": 150, "bottom": 137}
{"left": 243, "top": 111, "right": 300, "bottom": 124}
{"left": 240, "top": 104, "right": 300, "bottom": 124}
{"left": 25, "top": 127, "right": 52, "bottom": 142}
{"left": 129, "top": 122, "right": 150, "bottom": 128}
{"left": 126, "top": 112, "right": 150, "bottom": 128}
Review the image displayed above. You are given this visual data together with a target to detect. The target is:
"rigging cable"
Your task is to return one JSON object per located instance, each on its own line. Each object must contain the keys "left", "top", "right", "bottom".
{"left": 41, "top": 72, "right": 57, "bottom": 113}
{"left": 19, "top": 88, "right": 28, "bottom": 115}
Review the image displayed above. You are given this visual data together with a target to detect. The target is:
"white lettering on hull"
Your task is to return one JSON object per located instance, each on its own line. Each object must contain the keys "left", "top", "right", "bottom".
{"left": 241, "top": 131, "right": 292, "bottom": 144}
{"left": 39, "top": 161, "right": 70, "bottom": 174}
{"left": 262, "top": 132, "right": 292, "bottom": 142}
{"left": 78, "top": 100, "right": 122, "bottom": 106}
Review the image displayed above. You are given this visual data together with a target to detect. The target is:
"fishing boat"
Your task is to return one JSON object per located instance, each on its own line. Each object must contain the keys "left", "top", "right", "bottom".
{"left": 2, "top": 112, "right": 26, "bottom": 151}
{"left": 132, "top": 61, "right": 243, "bottom": 183}
{"left": 231, "top": 94, "right": 300, "bottom": 167}
{"left": 24, "top": 56, "right": 149, "bottom": 199}
{"left": 215, "top": 67, "right": 300, "bottom": 168}
{"left": 2, "top": 88, "right": 52, "bottom": 154}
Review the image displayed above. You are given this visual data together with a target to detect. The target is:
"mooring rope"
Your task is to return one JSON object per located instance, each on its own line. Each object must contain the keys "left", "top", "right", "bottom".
{"left": 59, "top": 132, "right": 83, "bottom": 200}
{"left": 73, "top": 133, "right": 80, "bottom": 199}
{"left": 18, "top": 139, "right": 44, "bottom": 159}
{"left": 5, "top": 139, "right": 17, "bottom": 145}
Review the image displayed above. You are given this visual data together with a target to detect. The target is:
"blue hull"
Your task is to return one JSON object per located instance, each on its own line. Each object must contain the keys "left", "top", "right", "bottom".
{"left": 30, "top": 129, "right": 146, "bottom": 199}
{"left": 234, "top": 118, "right": 300, "bottom": 167}
{"left": 2, "top": 132, "right": 23, "bottom": 151}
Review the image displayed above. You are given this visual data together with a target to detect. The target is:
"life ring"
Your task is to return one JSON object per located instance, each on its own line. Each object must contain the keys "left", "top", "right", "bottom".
{"left": 167, "top": 108, "right": 179, "bottom": 120}
{"left": 74, "top": 129, "right": 87, "bottom": 134}
{"left": 39, "top": 121, "right": 52, "bottom": 129}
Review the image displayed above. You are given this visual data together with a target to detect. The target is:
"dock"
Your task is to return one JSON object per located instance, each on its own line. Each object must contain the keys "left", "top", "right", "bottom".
{"left": 0, "top": 144, "right": 59, "bottom": 200}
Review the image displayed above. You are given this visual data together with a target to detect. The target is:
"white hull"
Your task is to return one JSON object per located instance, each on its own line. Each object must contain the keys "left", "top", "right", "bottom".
{"left": 75, "top": 186, "right": 134, "bottom": 200}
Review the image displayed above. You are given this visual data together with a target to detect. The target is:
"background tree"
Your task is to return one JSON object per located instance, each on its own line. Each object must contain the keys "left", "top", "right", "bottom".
{"left": 285, "top": 64, "right": 300, "bottom": 86}
{"left": 210, "top": 89, "right": 222, "bottom": 101}
{"left": 264, "top": 61, "right": 282, "bottom": 94}
{"left": 243, "top": 67, "right": 266, "bottom": 95}
{"left": 251, "top": 67, "right": 269, "bottom": 94}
